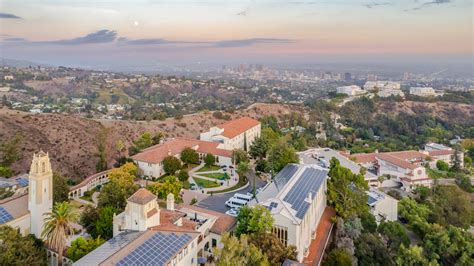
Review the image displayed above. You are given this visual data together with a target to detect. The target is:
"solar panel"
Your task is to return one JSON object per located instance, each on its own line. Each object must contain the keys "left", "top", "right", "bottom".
{"left": 117, "top": 232, "right": 193, "bottom": 266}
{"left": 0, "top": 207, "right": 14, "bottom": 224}
{"left": 274, "top": 164, "right": 298, "bottom": 190}
{"left": 368, "top": 195, "right": 378, "bottom": 205}
{"left": 15, "top": 177, "right": 29, "bottom": 187}
{"left": 283, "top": 167, "right": 327, "bottom": 219}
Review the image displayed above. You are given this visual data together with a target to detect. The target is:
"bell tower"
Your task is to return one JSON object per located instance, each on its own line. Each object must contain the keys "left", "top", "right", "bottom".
{"left": 28, "top": 151, "right": 53, "bottom": 238}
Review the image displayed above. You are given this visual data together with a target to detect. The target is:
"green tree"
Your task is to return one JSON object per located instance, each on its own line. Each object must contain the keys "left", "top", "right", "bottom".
{"left": 0, "top": 166, "right": 12, "bottom": 177}
{"left": 436, "top": 160, "right": 449, "bottom": 171}
{"left": 95, "top": 128, "right": 108, "bottom": 172}
{"left": 108, "top": 163, "right": 136, "bottom": 188}
{"left": 213, "top": 234, "right": 269, "bottom": 266}
{"left": 395, "top": 245, "right": 431, "bottom": 266}
{"left": 80, "top": 206, "right": 99, "bottom": 238}
{"left": 0, "top": 133, "right": 22, "bottom": 167}
{"left": 267, "top": 140, "right": 298, "bottom": 172}
{"left": 260, "top": 115, "right": 279, "bottom": 132}
{"left": 355, "top": 233, "right": 393, "bottom": 266}
{"left": 233, "top": 149, "right": 249, "bottom": 164}
{"left": 261, "top": 127, "right": 280, "bottom": 147}
{"left": 180, "top": 147, "right": 199, "bottom": 165}
{"left": 152, "top": 132, "right": 163, "bottom": 145}
{"left": 98, "top": 180, "right": 138, "bottom": 211}
{"left": 237, "top": 161, "right": 249, "bottom": 177}
{"left": 53, "top": 173, "right": 70, "bottom": 204}
{"left": 235, "top": 205, "right": 274, "bottom": 236}
{"left": 66, "top": 237, "right": 105, "bottom": 261}
{"left": 133, "top": 132, "right": 153, "bottom": 150}
{"left": 177, "top": 169, "right": 189, "bottom": 182}
{"left": 248, "top": 232, "right": 297, "bottom": 265}
{"left": 147, "top": 176, "right": 182, "bottom": 200}
{"left": 204, "top": 154, "right": 216, "bottom": 167}
{"left": 378, "top": 221, "right": 410, "bottom": 252}
{"left": 0, "top": 226, "right": 47, "bottom": 265}
{"left": 249, "top": 137, "right": 269, "bottom": 160}
{"left": 255, "top": 159, "right": 270, "bottom": 173}
{"left": 94, "top": 206, "right": 117, "bottom": 240}
{"left": 42, "top": 202, "right": 79, "bottom": 265}
{"left": 327, "top": 158, "right": 369, "bottom": 219}
{"left": 430, "top": 185, "right": 472, "bottom": 229}
{"left": 451, "top": 146, "right": 462, "bottom": 172}
{"left": 323, "top": 248, "right": 352, "bottom": 266}
{"left": 163, "top": 156, "right": 182, "bottom": 175}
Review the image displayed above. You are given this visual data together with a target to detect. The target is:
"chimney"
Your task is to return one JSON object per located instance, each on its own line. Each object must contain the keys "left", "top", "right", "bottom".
{"left": 167, "top": 149, "right": 172, "bottom": 156}
{"left": 166, "top": 193, "right": 175, "bottom": 211}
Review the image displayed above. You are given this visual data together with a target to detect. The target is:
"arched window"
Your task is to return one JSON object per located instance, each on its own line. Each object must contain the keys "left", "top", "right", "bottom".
{"left": 42, "top": 162, "right": 46, "bottom": 172}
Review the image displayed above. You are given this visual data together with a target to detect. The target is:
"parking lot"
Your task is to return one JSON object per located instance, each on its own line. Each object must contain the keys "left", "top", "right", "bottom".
{"left": 196, "top": 172, "right": 266, "bottom": 213}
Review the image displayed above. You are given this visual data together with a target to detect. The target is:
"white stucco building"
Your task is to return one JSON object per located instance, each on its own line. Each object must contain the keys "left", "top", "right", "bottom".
{"left": 409, "top": 87, "right": 438, "bottom": 97}
{"left": 422, "top": 142, "right": 463, "bottom": 168}
{"left": 0, "top": 151, "right": 53, "bottom": 238}
{"left": 199, "top": 117, "right": 261, "bottom": 151}
{"left": 132, "top": 138, "right": 233, "bottom": 177}
{"left": 367, "top": 188, "right": 398, "bottom": 222}
{"left": 78, "top": 189, "right": 236, "bottom": 266}
{"left": 336, "top": 85, "right": 365, "bottom": 96}
{"left": 349, "top": 150, "right": 432, "bottom": 191}
{"left": 377, "top": 88, "right": 405, "bottom": 98}
{"left": 249, "top": 164, "right": 328, "bottom": 263}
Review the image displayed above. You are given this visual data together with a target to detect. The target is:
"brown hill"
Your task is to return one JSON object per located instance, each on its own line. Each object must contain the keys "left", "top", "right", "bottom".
{"left": 0, "top": 103, "right": 302, "bottom": 180}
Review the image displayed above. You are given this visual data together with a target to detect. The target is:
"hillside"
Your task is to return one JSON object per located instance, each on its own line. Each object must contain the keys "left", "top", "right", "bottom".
{"left": 0, "top": 103, "right": 303, "bottom": 180}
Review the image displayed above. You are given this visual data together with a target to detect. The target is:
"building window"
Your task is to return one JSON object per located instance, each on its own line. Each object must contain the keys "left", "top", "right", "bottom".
{"left": 272, "top": 225, "right": 288, "bottom": 246}
{"left": 212, "top": 238, "right": 217, "bottom": 247}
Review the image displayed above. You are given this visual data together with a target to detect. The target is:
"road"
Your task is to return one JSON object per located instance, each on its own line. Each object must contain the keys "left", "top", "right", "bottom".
{"left": 196, "top": 171, "right": 266, "bottom": 213}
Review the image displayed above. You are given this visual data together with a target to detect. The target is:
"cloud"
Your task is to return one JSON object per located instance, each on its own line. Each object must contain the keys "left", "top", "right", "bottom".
{"left": 0, "top": 13, "right": 21, "bottom": 19}
{"left": 118, "top": 38, "right": 178, "bottom": 45}
{"left": 4, "top": 37, "right": 27, "bottom": 42}
{"left": 50, "top": 30, "right": 117, "bottom": 45}
{"left": 214, "top": 38, "right": 294, "bottom": 48}
{"left": 365, "top": 2, "right": 392, "bottom": 9}
{"left": 406, "top": 0, "right": 453, "bottom": 11}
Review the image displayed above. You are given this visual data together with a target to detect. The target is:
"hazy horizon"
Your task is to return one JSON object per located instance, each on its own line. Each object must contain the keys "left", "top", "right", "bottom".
{"left": 1, "top": 0, "right": 472, "bottom": 72}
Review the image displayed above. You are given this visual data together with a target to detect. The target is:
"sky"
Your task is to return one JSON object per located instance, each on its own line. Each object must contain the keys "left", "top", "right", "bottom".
{"left": 0, "top": 0, "right": 472, "bottom": 68}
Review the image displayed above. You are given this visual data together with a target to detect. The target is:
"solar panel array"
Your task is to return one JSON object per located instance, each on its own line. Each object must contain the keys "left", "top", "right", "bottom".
{"left": 274, "top": 164, "right": 298, "bottom": 190}
{"left": 368, "top": 195, "right": 378, "bottom": 205}
{"left": 117, "top": 232, "right": 192, "bottom": 266}
{"left": 0, "top": 207, "right": 14, "bottom": 224}
{"left": 15, "top": 177, "right": 29, "bottom": 187}
{"left": 283, "top": 167, "right": 327, "bottom": 219}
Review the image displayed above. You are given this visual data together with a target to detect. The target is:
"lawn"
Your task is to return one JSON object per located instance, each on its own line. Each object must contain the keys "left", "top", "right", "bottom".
{"left": 209, "top": 175, "right": 248, "bottom": 194}
{"left": 197, "top": 165, "right": 221, "bottom": 172}
{"left": 200, "top": 172, "right": 228, "bottom": 180}
{"left": 426, "top": 168, "right": 447, "bottom": 179}
{"left": 193, "top": 177, "right": 221, "bottom": 188}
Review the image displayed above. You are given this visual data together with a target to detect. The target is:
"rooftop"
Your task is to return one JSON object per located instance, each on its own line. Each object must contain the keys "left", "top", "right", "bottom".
{"left": 127, "top": 188, "right": 157, "bottom": 205}
{"left": 217, "top": 117, "right": 260, "bottom": 139}
{"left": 0, "top": 193, "right": 29, "bottom": 224}
{"left": 131, "top": 138, "right": 232, "bottom": 164}
{"left": 250, "top": 164, "right": 328, "bottom": 223}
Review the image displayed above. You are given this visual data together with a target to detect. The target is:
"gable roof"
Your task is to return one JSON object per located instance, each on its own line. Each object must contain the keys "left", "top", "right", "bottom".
{"left": 131, "top": 138, "right": 232, "bottom": 164}
{"left": 217, "top": 117, "right": 260, "bottom": 138}
{"left": 127, "top": 188, "right": 156, "bottom": 205}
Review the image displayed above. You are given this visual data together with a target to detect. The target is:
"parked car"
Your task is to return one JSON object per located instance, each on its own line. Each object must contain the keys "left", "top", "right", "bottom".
{"left": 225, "top": 208, "right": 239, "bottom": 217}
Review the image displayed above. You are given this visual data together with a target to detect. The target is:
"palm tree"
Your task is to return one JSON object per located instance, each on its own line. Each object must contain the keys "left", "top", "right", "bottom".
{"left": 42, "top": 202, "right": 79, "bottom": 265}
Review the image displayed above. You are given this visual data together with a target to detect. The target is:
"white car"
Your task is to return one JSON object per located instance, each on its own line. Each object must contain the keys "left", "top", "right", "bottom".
{"left": 225, "top": 208, "right": 239, "bottom": 217}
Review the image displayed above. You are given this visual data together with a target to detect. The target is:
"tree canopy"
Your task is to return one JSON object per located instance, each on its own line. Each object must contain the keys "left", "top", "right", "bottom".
{"left": 67, "top": 236, "right": 105, "bottom": 262}
{"left": 180, "top": 147, "right": 199, "bottom": 165}
{"left": 267, "top": 140, "right": 298, "bottom": 172}
{"left": 327, "top": 158, "right": 369, "bottom": 219}
{"left": 0, "top": 226, "right": 47, "bottom": 265}
{"left": 53, "top": 173, "right": 70, "bottom": 204}
{"left": 213, "top": 234, "right": 269, "bottom": 266}
{"left": 235, "top": 205, "right": 274, "bottom": 236}
{"left": 163, "top": 156, "right": 182, "bottom": 175}
{"left": 147, "top": 175, "right": 182, "bottom": 200}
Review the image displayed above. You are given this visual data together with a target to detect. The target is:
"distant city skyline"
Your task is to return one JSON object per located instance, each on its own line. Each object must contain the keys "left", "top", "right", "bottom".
{"left": 0, "top": 0, "right": 472, "bottom": 68}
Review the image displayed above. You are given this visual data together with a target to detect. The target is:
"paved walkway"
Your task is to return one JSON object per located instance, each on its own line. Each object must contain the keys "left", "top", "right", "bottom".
{"left": 188, "top": 164, "right": 239, "bottom": 193}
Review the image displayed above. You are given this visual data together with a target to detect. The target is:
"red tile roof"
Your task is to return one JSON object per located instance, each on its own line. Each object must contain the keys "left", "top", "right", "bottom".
{"left": 427, "top": 150, "right": 454, "bottom": 156}
{"left": 131, "top": 138, "right": 232, "bottom": 164}
{"left": 350, "top": 153, "right": 377, "bottom": 164}
{"left": 376, "top": 153, "right": 419, "bottom": 170}
{"left": 217, "top": 117, "right": 260, "bottom": 139}
{"left": 149, "top": 209, "right": 198, "bottom": 233}
{"left": 127, "top": 188, "right": 156, "bottom": 204}
{"left": 303, "top": 207, "right": 336, "bottom": 266}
